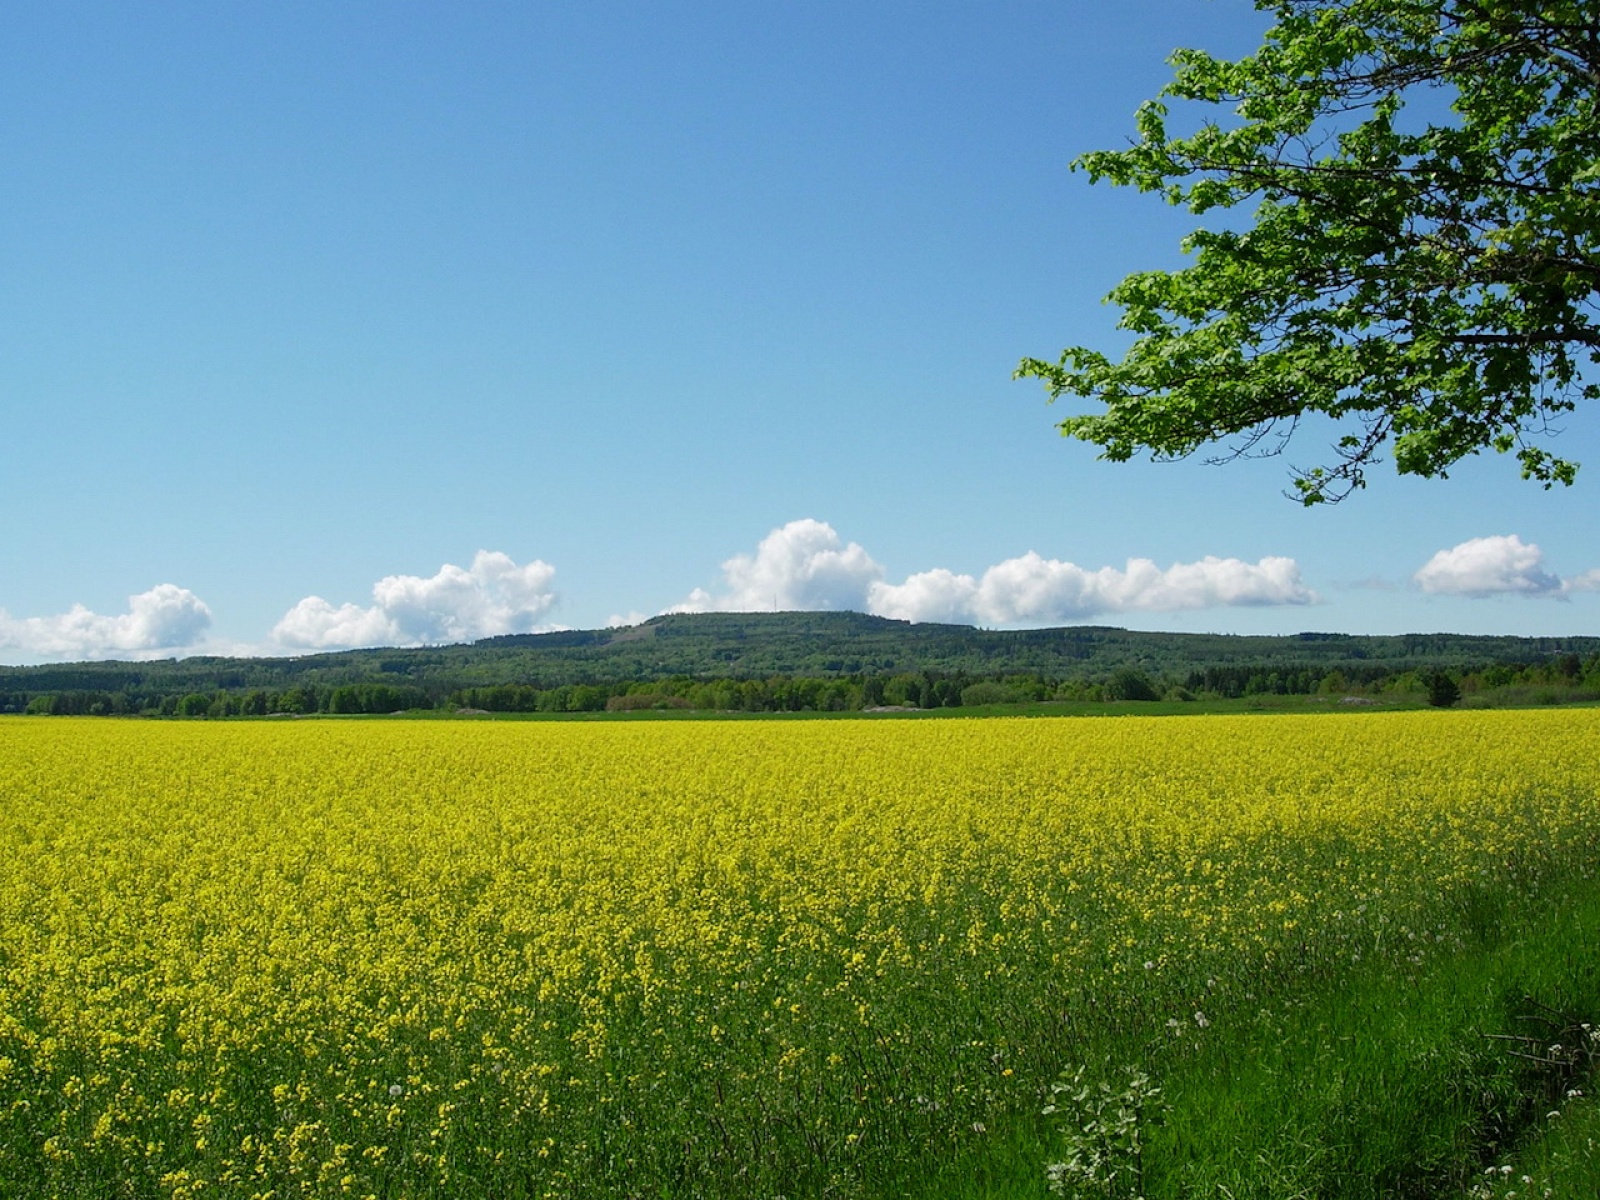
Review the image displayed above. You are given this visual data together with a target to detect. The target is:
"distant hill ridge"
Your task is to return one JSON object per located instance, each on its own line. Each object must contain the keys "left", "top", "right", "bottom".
{"left": 3, "top": 610, "right": 1598, "bottom": 701}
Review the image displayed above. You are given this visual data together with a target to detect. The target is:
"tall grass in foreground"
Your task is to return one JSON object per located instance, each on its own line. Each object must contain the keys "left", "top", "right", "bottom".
{"left": 1463, "top": 1091, "right": 1600, "bottom": 1199}
{"left": 926, "top": 879, "right": 1600, "bottom": 1199}
{"left": 0, "top": 711, "right": 1596, "bottom": 1198}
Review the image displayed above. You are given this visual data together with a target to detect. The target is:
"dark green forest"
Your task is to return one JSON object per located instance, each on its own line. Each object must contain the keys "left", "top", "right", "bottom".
{"left": 4, "top": 611, "right": 1599, "bottom": 717}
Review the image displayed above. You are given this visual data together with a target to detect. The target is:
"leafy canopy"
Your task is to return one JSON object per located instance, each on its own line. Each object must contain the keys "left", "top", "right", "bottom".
{"left": 1018, "top": 0, "right": 1599, "bottom": 503}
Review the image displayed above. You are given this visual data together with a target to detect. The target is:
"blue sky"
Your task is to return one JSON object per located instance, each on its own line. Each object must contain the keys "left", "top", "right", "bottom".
{"left": 2, "top": 1, "right": 1596, "bottom": 664}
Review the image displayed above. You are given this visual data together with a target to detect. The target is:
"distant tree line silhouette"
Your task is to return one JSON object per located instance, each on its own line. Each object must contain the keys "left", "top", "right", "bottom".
{"left": 8, "top": 652, "right": 1599, "bottom": 717}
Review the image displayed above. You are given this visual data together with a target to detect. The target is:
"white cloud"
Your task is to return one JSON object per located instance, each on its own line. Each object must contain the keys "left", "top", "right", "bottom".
{"left": 272, "top": 551, "right": 560, "bottom": 650}
{"left": 1413, "top": 535, "right": 1564, "bottom": 597}
{"left": 669, "top": 519, "right": 885, "bottom": 613}
{"left": 672, "top": 520, "right": 1316, "bottom": 626}
{"left": 0, "top": 584, "right": 213, "bottom": 660}
{"left": 868, "top": 552, "right": 1316, "bottom": 625}
{"left": 865, "top": 567, "right": 979, "bottom": 625}
{"left": 272, "top": 597, "right": 398, "bottom": 650}
{"left": 1564, "top": 569, "right": 1600, "bottom": 594}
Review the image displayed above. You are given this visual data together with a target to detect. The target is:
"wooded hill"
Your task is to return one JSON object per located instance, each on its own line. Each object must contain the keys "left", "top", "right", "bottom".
{"left": 4, "top": 611, "right": 1599, "bottom": 716}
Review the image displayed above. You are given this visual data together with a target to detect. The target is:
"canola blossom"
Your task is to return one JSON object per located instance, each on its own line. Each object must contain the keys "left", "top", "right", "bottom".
{"left": 0, "top": 710, "right": 1596, "bottom": 1197}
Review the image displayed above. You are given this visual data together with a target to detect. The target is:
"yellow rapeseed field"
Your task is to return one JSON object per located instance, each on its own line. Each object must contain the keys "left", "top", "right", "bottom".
{"left": 0, "top": 710, "right": 1596, "bottom": 1197}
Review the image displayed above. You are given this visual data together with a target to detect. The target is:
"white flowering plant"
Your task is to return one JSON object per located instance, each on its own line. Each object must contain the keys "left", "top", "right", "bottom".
{"left": 1042, "top": 1063, "right": 1167, "bottom": 1199}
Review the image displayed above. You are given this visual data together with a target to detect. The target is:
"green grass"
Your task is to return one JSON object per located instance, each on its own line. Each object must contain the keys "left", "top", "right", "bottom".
{"left": 347, "top": 693, "right": 1431, "bottom": 721}
{"left": 1459, "top": 1094, "right": 1600, "bottom": 1199}
{"left": 349, "top": 691, "right": 1600, "bottom": 722}
{"left": 885, "top": 871, "right": 1600, "bottom": 1200}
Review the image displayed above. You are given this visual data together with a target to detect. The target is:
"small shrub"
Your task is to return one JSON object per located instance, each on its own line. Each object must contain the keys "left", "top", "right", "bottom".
{"left": 959, "top": 681, "right": 1026, "bottom": 707}
{"left": 605, "top": 692, "right": 693, "bottom": 712}
{"left": 1427, "top": 672, "right": 1461, "bottom": 708}
{"left": 1043, "top": 1064, "right": 1166, "bottom": 1198}
{"left": 1102, "top": 669, "right": 1160, "bottom": 702}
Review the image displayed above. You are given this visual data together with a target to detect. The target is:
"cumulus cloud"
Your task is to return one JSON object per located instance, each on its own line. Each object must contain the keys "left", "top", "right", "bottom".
{"left": 669, "top": 519, "right": 885, "bottom": 613}
{"left": 868, "top": 552, "right": 1316, "bottom": 625}
{"left": 1413, "top": 535, "right": 1565, "bottom": 597}
{"left": 0, "top": 584, "right": 213, "bottom": 660}
{"left": 272, "top": 551, "right": 560, "bottom": 650}
{"left": 1564, "top": 569, "right": 1600, "bottom": 594}
{"left": 672, "top": 520, "right": 1316, "bottom": 626}
{"left": 866, "top": 567, "right": 979, "bottom": 625}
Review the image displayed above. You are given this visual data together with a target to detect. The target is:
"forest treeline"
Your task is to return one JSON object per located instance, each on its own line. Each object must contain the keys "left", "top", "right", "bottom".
{"left": 12, "top": 650, "right": 1600, "bottom": 717}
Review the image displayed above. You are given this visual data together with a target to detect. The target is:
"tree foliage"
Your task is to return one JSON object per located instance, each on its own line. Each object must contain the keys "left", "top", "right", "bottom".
{"left": 1426, "top": 668, "right": 1463, "bottom": 705}
{"left": 1018, "top": 0, "right": 1599, "bottom": 502}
